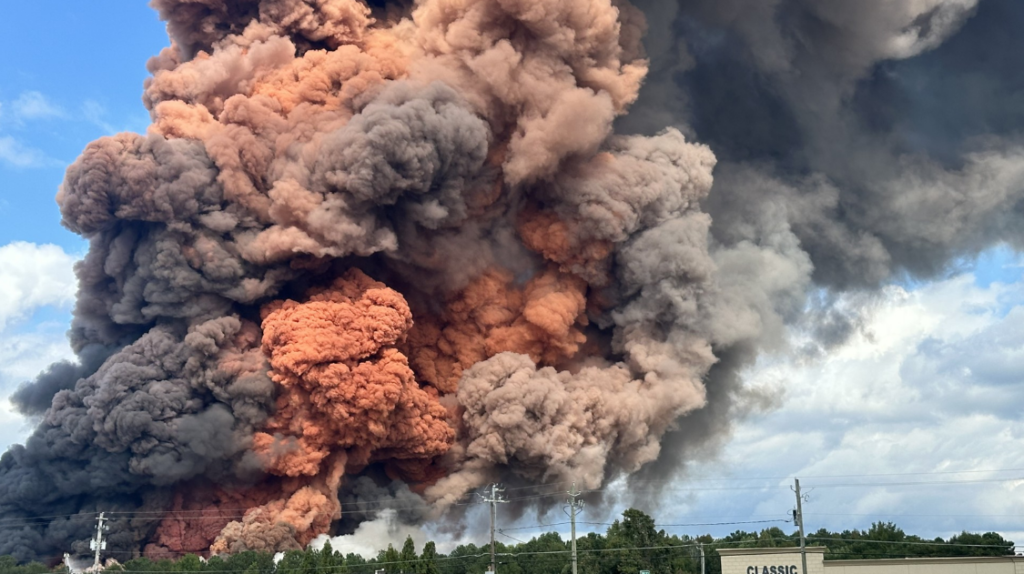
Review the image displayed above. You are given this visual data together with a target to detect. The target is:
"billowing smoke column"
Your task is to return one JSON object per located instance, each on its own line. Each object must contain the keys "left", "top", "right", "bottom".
{"left": 3, "top": 0, "right": 1022, "bottom": 562}
{"left": 0, "top": 0, "right": 718, "bottom": 560}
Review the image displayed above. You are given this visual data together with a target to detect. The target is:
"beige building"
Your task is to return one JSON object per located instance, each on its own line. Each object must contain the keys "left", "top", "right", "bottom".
{"left": 718, "top": 546, "right": 1024, "bottom": 574}
{"left": 719, "top": 547, "right": 828, "bottom": 574}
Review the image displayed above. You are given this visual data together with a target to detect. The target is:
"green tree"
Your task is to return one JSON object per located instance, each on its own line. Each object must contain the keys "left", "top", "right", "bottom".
{"left": 344, "top": 553, "right": 367, "bottom": 574}
{"left": 174, "top": 555, "right": 204, "bottom": 572}
{"left": 606, "top": 509, "right": 662, "bottom": 574}
{"left": 419, "top": 542, "right": 440, "bottom": 574}
{"left": 300, "top": 546, "right": 320, "bottom": 574}
{"left": 276, "top": 550, "right": 307, "bottom": 574}
{"left": 442, "top": 544, "right": 484, "bottom": 574}
{"left": 867, "top": 522, "right": 906, "bottom": 542}
{"left": 225, "top": 551, "right": 275, "bottom": 574}
{"left": 122, "top": 557, "right": 158, "bottom": 573}
{"left": 608, "top": 509, "right": 659, "bottom": 548}
{"left": 399, "top": 537, "right": 417, "bottom": 573}
{"left": 204, "top": 556, "right": 227, "bottom": 573}
{"left": 320, "top": 541, "right": 346, "bottom": 574}
{"left": 509, "top": 532, "right": 562, "bottom": 574}
{"left": 946, "top": 532, "right": 1014, "bottom": 557}
{"left": 383, "top": 544, "right": 400, "bottom": 574}
{"left": 575, "top": 532, "right": 605, "bottom": 574}
{"left": 0, "top": 558, "right": 71, "bottom": 574}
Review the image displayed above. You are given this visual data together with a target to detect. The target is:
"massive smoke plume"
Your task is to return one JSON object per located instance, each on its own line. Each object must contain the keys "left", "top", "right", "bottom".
{"left": 2, "top": 0, "right": 1020, "bottom": 562}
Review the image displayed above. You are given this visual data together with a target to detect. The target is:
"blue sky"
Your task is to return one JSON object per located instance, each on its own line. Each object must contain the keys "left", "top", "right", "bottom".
{"left": 2, "top": 0, "right": 1024, "bottom": 557}
{"left": 0, "top": 2, "right": 164, "bottom": 250}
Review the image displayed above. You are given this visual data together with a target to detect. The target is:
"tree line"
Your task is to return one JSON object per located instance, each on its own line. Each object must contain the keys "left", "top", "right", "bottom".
{"left": 0, "top": 509, "right": 1014, "bottom": 574}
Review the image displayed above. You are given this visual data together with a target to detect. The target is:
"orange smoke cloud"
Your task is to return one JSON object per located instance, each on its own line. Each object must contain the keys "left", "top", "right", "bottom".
{"left": 212, "top": 455, "right": 348, "bottom": 554}
{"left": 205, "top": 269, "right": 455, "bottom": 551}
{"left": 408, "top": 0, "right": 649, "bottom": 184}
{"left": 517, "top": 206, "right": 615, "bottom": 286}
{"left": 255, "top": 268, "right": 454, "bottom": 477}
{"left": 406, "top": 266, "right": 589, "bottom": 393}
{"left": 144, "top": 22, "right": 409, "bottom": 225}
{"left": 146, "top": 484, "right": 283, "bottom": 558}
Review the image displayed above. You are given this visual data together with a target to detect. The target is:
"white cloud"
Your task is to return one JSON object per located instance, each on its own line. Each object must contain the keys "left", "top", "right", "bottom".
{"left": 0, "top": 93, "right": 65, "bottom": 168}
{"left": 12, "top": 91, "right": 65, "bottom": 120}
{"left": 0, "top": 135, "right": 58, "bottom": 168}
{"left": 0, "top": 329, "right": 74, "bottom": 451}
{"left": 0, "top": 241, "right": 78, "bottom": 450}
{"left": 662, "top": 272, "right": 1024, "bottom": 541}
{"left": 81, "top": 100, "right": 119, "bottom": 134}
{"left": 0, "top": 328, "right": 75, "bottom": 386}
{"left": 0, "top": 241, "right": 77, "bottom": 328}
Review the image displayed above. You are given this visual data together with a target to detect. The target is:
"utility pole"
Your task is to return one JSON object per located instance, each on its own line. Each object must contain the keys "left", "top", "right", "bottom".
{"left": 478, "top": 484, "right": 507, "bottom": 574}
{"left": 699, "top": 542, "right": 705, "bottom": 574}
{"left": 793, "top": 479, "right": 807, "bottom": 574}
{"left": 565, "top": 483, "right": 585, "bottom": 574}
{"left": 90, "top": 512, "right": 108, "bottom": 569}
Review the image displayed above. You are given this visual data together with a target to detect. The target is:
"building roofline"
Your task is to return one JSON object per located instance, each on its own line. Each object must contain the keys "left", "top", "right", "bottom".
{"left": 825, "top": 555, "right": 1021, "bottom": 566}
{"left": 718, "top": 547, "right": 828, "bottom": 556}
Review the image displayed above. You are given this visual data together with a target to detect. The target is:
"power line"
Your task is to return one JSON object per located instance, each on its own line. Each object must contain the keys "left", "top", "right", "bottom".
{"left": 805, "top": 477, "right": 1024, "bottom": 488}
{"left": 807, "top": 512, "right": 1024, "bottom": 517}
{"left": 497, "top": 467, "right": 1024, "bottom": 494}
{"left": 496, "top": 530, "right": 528, "bottom": 545}
{"left": 499, "top": 518, "right": 787, "bottom": 532}
{"left": 2, "top": 479, "right": 1021, "bottom": 557}
{"left": 4, "top": 469, "right": 1023, "bottom": 529}
{"left": 809, "top": 537, "right": 1014, "bottom": 549}
{"left": 0, "top": 494, "right": 486, "bottom": 529}
{"left": 660, "top": 519, "right": 790, "bottom": 528}
{"left": 95, "top": 536, "right": 1019, "bottom": 573}
{"left": 583, "top": 476, "right": 1024, "bottom": 496}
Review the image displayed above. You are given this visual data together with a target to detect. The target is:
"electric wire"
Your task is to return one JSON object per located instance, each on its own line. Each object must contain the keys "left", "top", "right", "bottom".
{"left": 5, "top": 467, "right": 1024, "bottom": 528}
{"left": 51, "top": 535, "right": 1022, "bottom": 573}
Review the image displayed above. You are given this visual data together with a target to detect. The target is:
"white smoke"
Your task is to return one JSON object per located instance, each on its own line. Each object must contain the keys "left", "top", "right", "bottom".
{"left": 310, "top": 509, "right": 428, "bottom": 559}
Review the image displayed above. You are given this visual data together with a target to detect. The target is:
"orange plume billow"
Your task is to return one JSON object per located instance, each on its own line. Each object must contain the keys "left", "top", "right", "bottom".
{"left": 205, "top": 270, "right": 456, "bottom": 551}
{"left": 406, "top": 267, "right": 589, "bottom": 393}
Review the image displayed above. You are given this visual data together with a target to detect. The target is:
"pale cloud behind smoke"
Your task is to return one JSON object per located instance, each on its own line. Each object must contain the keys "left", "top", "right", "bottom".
{"left": 0, "top": 92, "right": 66, "bottom": 168}
{"left": 10, "top": 91, "right": 65, "bottom": 121}
{"left": 655, "top": 261, "right": 1024, "bottom": 542}
{"left": 0, "top": 241, "right": 76, "bottom": 328}
{"left": 0, "top": 136, "right": 58, "bottom": 168}
{"left": 0, "top": 92, "right": 138, "bottom": 168}
{"left": 497, "top": 259, "right": 1024, "bottom": 545}
{"left": 0, "top": 241, "right": 77, "bottom": 450}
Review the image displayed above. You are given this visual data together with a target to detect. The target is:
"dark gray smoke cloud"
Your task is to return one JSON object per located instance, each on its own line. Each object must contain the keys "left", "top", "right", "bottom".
{"left": 627, "top": 0, "right": 1024, "bottom": 286}
{"left": 334, "top": 476, "right": 432, "bottom": 532}
{"left": 55, "top": 132, "right": 301, "bottom": 354}
{"left": 610, "top": 0, "right": 1024, "bottom": 489}
{"left": 0, "top": 319, "right": 273, "bottom": 561}
{"left": 10, "top": 344, "right": 116, "bottom": 416}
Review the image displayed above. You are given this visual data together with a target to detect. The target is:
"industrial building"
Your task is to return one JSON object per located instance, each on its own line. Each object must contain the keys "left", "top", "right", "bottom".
{"left": 719, "top": 546, "right": 1024, "bottom": 574}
